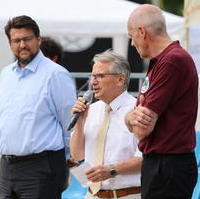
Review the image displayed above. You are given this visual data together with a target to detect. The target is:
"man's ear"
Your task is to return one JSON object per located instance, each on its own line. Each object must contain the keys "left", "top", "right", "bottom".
{"left": 138, "top": 26, "right": 146, "bottom": 39}
{"left": 38, "top": 36, "right": 42, "bottom": 46}
{"left": 117, "top": 74, "right": 126, "bottom": 87}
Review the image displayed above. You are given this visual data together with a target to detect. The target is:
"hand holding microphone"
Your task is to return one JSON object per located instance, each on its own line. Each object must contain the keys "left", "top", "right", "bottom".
{"left": 67, "top": 90, "right": 93, "bottom": 131}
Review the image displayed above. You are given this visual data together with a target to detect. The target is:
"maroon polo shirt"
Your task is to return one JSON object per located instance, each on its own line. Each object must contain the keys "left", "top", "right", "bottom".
{"left": 138, "top": 41, "right": 198, "bottom": 154}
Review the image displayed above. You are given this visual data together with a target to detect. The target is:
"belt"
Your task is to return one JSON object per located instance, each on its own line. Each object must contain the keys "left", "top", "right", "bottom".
{"left": 2, "top": 148, "right": 64, "bottom": 162}
{"left": 89, "top": 186, "right": 141, "bottom": 198}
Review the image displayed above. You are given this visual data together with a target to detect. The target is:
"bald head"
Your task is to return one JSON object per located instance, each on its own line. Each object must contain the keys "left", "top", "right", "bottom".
{"left": 127, "top": 4, "right": 172, "bottom": 58}
{"left": 128, "top": 4, "right": 167, "bottom": 36}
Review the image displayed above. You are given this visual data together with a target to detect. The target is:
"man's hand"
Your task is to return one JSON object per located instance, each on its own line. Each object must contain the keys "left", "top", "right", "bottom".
{"left": 71, "top": 97, "right": 88, "bottom": 114}
{"left": 125, "top": 105, "right": 158, "bottom": 140}
{"left": 86, "top": 165, "right": 111, "bottom": 182}
{"left": 125, "top": 105, "right": 153, "bottom": 128}
{"left": 71, "top": 97, "right": 89, "bottom": 125}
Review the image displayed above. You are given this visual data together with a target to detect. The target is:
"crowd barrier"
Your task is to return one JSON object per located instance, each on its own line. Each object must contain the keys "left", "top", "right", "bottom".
{"left": 192, "top": 132, "right": 200, "bottom": 199}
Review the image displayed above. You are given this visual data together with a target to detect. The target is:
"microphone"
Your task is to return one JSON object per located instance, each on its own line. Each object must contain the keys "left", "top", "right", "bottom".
{"left": 67, "top": 90, "right": 93, "bottom": 131}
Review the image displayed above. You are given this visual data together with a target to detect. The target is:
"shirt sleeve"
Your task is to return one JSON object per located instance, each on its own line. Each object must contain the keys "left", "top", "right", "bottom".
{"left": 143, "top": 61, "right": 180, "bottom": 115}
{"left": 48, "top": 70, "right": 76, "bottom": 157}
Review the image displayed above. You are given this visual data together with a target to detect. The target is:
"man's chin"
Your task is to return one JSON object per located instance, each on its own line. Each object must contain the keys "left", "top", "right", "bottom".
{"left": 17, "top": 52, "right": 38, "bottom": 66}
{"left": 94, "top": 93, "right": 102, "bottom": 100}
{"left": 94, "top": 92, "right": 99, "bottom": 98}
{"left": 18, "top": 57, "right": 32, "bottom": 66}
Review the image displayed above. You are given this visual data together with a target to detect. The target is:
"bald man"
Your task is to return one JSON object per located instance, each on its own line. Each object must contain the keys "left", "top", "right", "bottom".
{"left": 125, "top": 4, "right": 198, "bottom": 199}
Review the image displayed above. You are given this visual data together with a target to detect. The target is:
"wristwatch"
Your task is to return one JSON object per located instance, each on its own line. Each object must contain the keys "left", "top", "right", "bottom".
{"left": 109, "top": 164, "right": 118, "bottom": 177}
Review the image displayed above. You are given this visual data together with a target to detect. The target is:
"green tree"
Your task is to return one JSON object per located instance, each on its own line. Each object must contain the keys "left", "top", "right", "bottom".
{"left": 148, "top": 0, "right": 184, "bottom": 16}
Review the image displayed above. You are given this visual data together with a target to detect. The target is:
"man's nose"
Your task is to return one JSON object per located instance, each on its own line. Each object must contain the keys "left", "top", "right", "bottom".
{"left": 19, "top": 40, "right": 26, "bottom": 48}
{"left": 90, "top": 78, "right": 94, "bottom": 85}
{"left": 90, "top": 77, "right": 97, "bottom": 85}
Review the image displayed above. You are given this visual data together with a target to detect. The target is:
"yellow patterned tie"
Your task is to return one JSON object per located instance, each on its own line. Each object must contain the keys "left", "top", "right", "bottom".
{"left": 90, "top": 104, "right": 111, "bottom": 195}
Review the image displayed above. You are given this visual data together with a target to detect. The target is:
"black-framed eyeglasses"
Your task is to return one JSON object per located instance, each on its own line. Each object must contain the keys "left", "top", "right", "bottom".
{"left": 90, "top": 73, "right": 122, "bottom": 80}
{"left": 10, "top": 35, "right": 36, "bottom": 45}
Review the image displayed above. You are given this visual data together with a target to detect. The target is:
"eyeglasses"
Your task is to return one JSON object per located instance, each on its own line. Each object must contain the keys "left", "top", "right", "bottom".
{"left": 10, "top": 35, "right": 35, "bottom": 45}
{"left": 90, "top": 73, "right": 122, "bottom": 81}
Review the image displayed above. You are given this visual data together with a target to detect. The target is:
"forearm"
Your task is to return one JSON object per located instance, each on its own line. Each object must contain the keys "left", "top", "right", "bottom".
{"left": 70, "top": 98, "right": 89, "bottom": 161}
{"left": 86, "top": 157, "right": 142, "bottom": 182}
{"left": 132, "top": 126, "right": 153, "bottom": 141}
{"left": 70, "top": 121, "right": 85, "bottom": 161}
{"left": 125, "top": 105, "right": 158, "bottom": 140}
{"left": 115, "top": 157, "right": 142, "bottom": 174}
{"left": 125, "top": 114, "right": 151, "bottom": 140}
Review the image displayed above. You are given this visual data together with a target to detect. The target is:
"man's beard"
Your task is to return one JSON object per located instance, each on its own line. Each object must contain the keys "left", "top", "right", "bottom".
{"left": 16, "top": 50, "right": 38, "bottom": 67}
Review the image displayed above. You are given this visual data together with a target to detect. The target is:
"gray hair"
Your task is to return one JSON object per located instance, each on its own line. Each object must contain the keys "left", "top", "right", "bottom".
{"left": 93, "top": 49, "right": 130, "bottom": 89}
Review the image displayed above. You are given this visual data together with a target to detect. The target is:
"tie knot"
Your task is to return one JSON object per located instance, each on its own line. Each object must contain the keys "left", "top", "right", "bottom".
{"left": 105, "top": 105, "right": 111, "bottom": 113}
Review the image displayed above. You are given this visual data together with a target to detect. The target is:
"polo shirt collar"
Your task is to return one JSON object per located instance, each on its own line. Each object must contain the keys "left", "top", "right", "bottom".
{"left": 149, "top": 41, "right": 180, "bottom": 70}
{"left": 151, "top": 41, "right": 180, "bottom": 63}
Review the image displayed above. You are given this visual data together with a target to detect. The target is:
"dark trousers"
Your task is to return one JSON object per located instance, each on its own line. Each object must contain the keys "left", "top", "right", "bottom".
{"left": 0, "top": 149, "right": 66, "bottom": 199}
{"left": 141, "top": 152, "right": 198, "bottom": 199}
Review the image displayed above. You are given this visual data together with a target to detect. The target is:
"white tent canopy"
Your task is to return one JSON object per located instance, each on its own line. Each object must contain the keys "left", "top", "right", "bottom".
{"left": 0, "top": 0, "right": 184, "bottom": 67}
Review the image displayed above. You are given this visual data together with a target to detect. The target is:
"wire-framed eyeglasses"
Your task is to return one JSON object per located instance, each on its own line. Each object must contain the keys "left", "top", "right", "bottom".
{"left": 10, "top": 35, "right": 35, "bottom": 45}
{"left": 90, "top": 73, "right": 122, "bottom": 81}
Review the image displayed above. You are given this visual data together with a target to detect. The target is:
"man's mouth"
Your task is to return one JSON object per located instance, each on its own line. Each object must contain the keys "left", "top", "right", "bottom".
{"left": 93, "top": 87, "right": 100, "bottom": 93}
{"left": 19, "top": 48, "right": 30, "bottom": 53}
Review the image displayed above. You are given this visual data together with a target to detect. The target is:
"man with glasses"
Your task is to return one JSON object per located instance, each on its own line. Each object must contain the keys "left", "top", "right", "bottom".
{"left": 70, "top": 50, "right": 142, "bottom": 199}
{"left": 0, "top": 15, "right": 76, "bottom": 199}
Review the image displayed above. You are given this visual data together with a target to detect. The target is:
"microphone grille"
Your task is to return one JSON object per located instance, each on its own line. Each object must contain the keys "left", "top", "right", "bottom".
{"left": 83, "top": 90, "right": 93, "bottom": 102}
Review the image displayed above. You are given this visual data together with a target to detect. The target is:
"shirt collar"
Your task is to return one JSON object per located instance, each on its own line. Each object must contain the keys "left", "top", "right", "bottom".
{"left": 105, "top": 91, "right": 128, "bottom": 112}
{"left": 150, "top": 41, "right": 180, "bottom": 63}
{"left": 12, "top": 50, "right": 44, "bottom": 73}
{"left": 149, "top": 41, "right": 180, "bottom": 71}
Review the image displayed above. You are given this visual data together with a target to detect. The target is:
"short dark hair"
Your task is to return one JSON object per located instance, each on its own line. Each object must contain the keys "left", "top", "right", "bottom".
{"left": 4, "top": 15, "right": 40, "bottom": 41}
{"left": 40, "top": 37, "right": 63, "bottom": 63}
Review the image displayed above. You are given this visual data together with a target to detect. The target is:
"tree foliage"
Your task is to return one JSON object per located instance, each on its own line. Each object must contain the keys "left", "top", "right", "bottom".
{"left": 147, "top": 0, "right": 184, "bottom": 16}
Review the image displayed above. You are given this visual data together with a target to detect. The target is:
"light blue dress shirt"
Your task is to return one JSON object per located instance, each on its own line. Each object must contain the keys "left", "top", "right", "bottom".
{"left": 0, "top": 51, "right": 76, "bottom": 155}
